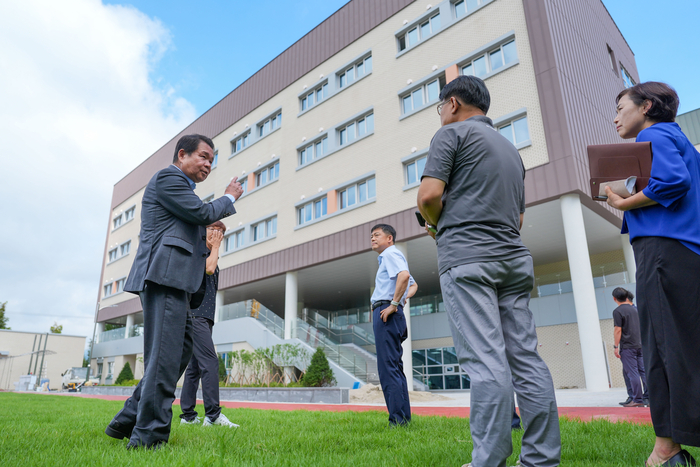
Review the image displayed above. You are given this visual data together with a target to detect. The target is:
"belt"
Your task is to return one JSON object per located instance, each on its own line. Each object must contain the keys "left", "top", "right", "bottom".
{"left": 371, "top": 300, "right": 393, "bottom": 311}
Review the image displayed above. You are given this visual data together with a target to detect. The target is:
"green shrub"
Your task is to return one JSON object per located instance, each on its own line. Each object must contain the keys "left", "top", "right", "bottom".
{"left": 302, "top": 348, "right": 336, "bottom": 387}
{"left": 117, "top": 379, "right": 140, "bottom": 387}
{"left": 114, "top": 362, "right": 134, "bottom": 385}
{"left": 218, "top": 355, "right": 227, "bottom": 382}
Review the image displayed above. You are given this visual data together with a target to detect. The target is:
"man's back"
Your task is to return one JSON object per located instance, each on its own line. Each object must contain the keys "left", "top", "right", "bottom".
{"left": 613, "top": 304, "right": 642, "bottom": 349}
{"left": 422, "top": 115, "right": 530, "bottom": 274}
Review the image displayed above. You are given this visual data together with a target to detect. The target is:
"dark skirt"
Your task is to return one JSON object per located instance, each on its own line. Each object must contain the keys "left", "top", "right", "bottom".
{"left": 633, "top": 236, "right": 700, "bottom": 446}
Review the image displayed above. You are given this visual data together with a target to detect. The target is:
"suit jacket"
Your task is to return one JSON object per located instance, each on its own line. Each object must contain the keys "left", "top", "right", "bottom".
{"left": 124, "top": 165, "right": 235, "bottom": 294}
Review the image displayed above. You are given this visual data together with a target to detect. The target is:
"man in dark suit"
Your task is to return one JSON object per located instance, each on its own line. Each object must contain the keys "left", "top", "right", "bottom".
{"left": 105, "top": 134, "right": 243, "bottom": 449}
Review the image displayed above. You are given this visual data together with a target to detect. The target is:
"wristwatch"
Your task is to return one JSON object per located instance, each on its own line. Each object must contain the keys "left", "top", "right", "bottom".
{"left": 613, "top": 345, "right": 618, "bottom": 349}
{"left": 391, "top": 300, "right": 400, "bottom": 307}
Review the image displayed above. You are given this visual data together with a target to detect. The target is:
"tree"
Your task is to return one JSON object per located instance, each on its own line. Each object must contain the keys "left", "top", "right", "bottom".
{"left": 302, "top": 348, "right": 336, "bottom": 387}
{"left": 0, "top": 302, "right": 9, "bottom": 330}
{"left": 50, "top": 322, "right": 63, "bottom": 334}
{"left": 218, "top": 355, "right": 227, "bottom": 382}
{"left": 114, "top": 362, "right": 134, "bottom": 385}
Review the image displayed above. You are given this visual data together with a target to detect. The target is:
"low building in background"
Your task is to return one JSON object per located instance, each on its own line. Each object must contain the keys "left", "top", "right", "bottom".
{"left": 0, "top": 329, "right": 86, "bottom": 391}
{"left": 93, "top": 0, "right": 643, "bottom": 392}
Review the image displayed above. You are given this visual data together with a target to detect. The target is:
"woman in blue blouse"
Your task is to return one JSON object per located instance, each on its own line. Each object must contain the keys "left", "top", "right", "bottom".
{"left": 606, "top": 82, "right": 700, "bottom": 467}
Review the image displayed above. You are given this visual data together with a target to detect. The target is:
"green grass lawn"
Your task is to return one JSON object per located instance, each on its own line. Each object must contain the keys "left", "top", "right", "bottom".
{"left": 0, "top": 393, "right": 697, "bottom": 466}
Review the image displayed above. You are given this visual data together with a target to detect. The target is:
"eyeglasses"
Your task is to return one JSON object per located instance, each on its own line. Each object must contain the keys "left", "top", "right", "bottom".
{"left": 437, "top": 98, "right": 460, "bottom": 115}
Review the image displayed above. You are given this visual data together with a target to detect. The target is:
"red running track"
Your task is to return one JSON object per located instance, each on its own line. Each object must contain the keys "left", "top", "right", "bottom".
{"left": 58, "top": 393, "right": 653, "bottom": 425}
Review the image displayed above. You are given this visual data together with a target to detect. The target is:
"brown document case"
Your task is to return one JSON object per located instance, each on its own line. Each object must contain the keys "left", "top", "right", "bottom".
{"left": 587, "top": 142, "right": 653, "bottom": 201}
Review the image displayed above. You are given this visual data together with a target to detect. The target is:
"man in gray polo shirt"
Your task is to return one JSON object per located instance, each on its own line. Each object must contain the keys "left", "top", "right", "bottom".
{"left": 417, "top": 75, "right": 560, "bottom": 467}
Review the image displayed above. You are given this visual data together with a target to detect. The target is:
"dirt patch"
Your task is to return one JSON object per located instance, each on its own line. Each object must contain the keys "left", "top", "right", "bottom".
{"left": 350, "top": 383, "right": 451, "bottom": 404}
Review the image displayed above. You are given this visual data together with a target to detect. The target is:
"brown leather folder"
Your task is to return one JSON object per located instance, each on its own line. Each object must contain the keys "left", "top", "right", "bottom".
{"left": 587, "top": 142, "right": 653, "bottom": 201}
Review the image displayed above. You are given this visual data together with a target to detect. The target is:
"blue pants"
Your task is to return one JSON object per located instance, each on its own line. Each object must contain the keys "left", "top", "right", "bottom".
{"left": 620, "top": 348, "right": 647, "bottom": 403}
{"left": 373, "top": 304, "right": 411, "bottom": 425}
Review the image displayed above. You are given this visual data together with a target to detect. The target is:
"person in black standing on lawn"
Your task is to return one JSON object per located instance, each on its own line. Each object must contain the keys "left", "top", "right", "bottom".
{"left": 612, "top": 287, "right": 648, "bottom": 408}
{"left": 179, "top": 221, "right": 239, "bottom": 429}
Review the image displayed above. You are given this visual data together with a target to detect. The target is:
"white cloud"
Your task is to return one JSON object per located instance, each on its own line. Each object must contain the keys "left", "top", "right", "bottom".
{"left": 0, "top": 0, "right": 196, "bottom": 342}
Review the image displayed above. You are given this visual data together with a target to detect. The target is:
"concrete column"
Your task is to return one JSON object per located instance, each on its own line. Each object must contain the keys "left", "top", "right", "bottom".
{"left": 621, "top": 234, "right": 637, "bottom": 283}
{"left": 125, "top": 314, "right": 134, "bottom": 338}
{"left": 214, "top": 290, "right": 224, "bottom": 323}
{"left": 284, "top": 271, "right": 298, "bottom": 340}
{"left": 96, "top": 322, "right": 105, "bottom": 343}
{"left": 560, "top": 194, "right": 609, "bottom": 392}
{"left": 394, "top": 242, "right": 414, "bottom": 391}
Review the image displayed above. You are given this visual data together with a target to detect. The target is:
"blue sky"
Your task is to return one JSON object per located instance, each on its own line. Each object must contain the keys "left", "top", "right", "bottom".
{"left": 107, "top": 0, "right": 700, "bottom": 118}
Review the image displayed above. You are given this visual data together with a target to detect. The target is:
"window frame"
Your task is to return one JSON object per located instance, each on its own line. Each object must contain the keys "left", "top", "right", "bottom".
{"left": 620, "top": 64, "right": 636, "bottom": 88}
{"left": 251, "top": 215, "right": 278, "bottom": 243}
{"left": 492, "top": 108, "right": 532, "bottom": 150}
{"left": 221, "top": 212, "right": 278, "bottom": 256}
{"left": 397, "top": 11, "right": 442, "bottom": 53}
{"left": 299, "top": 80, "right": 329, "bottom": 113}
{"left": 459, "top": 39, "right": 518, "bottom": 80}
{"left": 294, "top": 172, "right": 377, "bottom": 230}
{"left": 399, "top": 75, "right": 447, "bottom": 119}
{"left": 229, "top": 130, "right": 251, "bottom": 158}
{"left": 257, "top": 109, "right": 283, "bottom": 139}
{"left": 254, "top": 161, "right": 280, "bottom": 189}
{"left": 337, "top": 112, "right": 374, "bottom": 148}
{"left": 223, "top": 228, "right": 246, "bottom": 254}
{"left": 298, "top": 51, "right": 373, "bottom": 116}
{"left": 401, "top": 148, "right": 429, "bottom": 190}
{"left": 297, "top": 196, "right": 328, "bottom": 227}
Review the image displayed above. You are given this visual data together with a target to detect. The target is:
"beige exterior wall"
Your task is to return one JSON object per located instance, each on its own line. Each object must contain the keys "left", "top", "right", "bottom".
{"left": 175, "top": 0, "right": 549, "bottom": 272}
{"left": 0, "top": 330, "right": 86, "bottom": 391}
{"left": 101, "top": 187, "right": 145, "bottom": 307}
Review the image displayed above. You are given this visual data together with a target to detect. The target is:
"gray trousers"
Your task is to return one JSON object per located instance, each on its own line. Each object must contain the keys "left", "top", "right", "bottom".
{"left": 440, "top": 256, "right": 561, "bottom": 467}
{"left": 180, "top": 316, "right": 221, "bottom": 421}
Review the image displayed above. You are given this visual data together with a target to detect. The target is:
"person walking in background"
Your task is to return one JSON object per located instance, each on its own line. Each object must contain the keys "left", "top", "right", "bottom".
{"left": 370, "top": 224, "right": 417, "bottom": 427}
{"left": 417, "top": 75, "right": 560, "bottom": 467}
{"left": 179, "top": 221, "right": 239, "bottom": 429}
{"left": 105, "top": 135, "right": 243, "bottom": 450}
{"left": 606, "top": 82, "right": 700, "bottom": 467}
{"left": 612, "top": 287, "right": 648, "bottom": 408}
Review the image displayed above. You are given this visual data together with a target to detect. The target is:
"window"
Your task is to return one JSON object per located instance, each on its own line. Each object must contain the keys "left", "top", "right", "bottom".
{"left": 225, "top": 230, "right": 245, "bottom": 252}
{"left": 301, "top": 82, "right": 329, "bottom": 111}
{"left": 398, "top": 13, "right": 441, "bottom": 51}
{"left": 338, "top": 114, "right": 374, "bottom": 146}
{"left": 413, "top": 347, "right": 470, "bottom": 390}
{"left": 461, "top": 40, "right": 518, "bottom": 77}
{"left": 498, "top": 116, "right": 530, "bottom": 147}
{"left": 454, "top": 0, "right": 483, "bottom": 19}
{"left": 103, "top": 283, "right": 112, "bottom": 297}
{"left": 124, "top": 207, "right": 135, "bottom": 222}
{"left": 96, "top": 363, "right": 103, "bottom": 378}
{"left": 116, "top": 278, "right": 125, "bottom": 294}
{"left": 112, "top": 214, "right": 122, "bottom": 230}
{"left": 406, "top": 156, "right": 427, "bottom": 185}
{"left": 212, "top": 151, "right": 218, "bottom": 169}
{"left": 119, "top": 241, "right": 131, "bottom": 256}
{"left": 256, "top": 162, "right": 279, "bottom": 188}
{"left": 107, "top": 362, "right": 114, "bottom": 379}
{"left": 607, "top": 45, "right": 618, "bottom": 75}
{"left": 258, "top": 112, "right": 282, "bottom": 138}
{"left": 240, "top": 178, "right": 248, "bottom": 195}
{"left": 231, "top": 132, "right": 251, "bottom": 155}
{"left": 338, "top": 55, "right": 372, "bottom": 89}
{"left": 299, "top": 137, "right": 328, "bottom": 166}
{"left": 108, "top": 248, "right": 118, "bottom": 262}
{"left": 202, "top": 194, "right": 215, "bottom": 203}
{"left": 252, "top": 216, "right": 277, "bottom": 242}
{"left": 339, "top": 177, "right": 375, "bottom": 210}
{"left": 402, "top": 76, "right": 446, "bottom": 115}
{"left": 621, "top": 65, "right": 636, "bottom": 88}
{"left": 298, "top": 197, "right": 327, "bottom": 225}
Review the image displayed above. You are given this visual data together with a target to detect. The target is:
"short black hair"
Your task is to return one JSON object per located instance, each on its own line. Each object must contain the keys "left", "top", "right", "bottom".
{"left": 173, "top": 134, "right": 214, "bottom": 163}
{"left": 616, "top": 82, "right": 679, "bottom": 123}
{"left": 371, "top": 224, "right": 397, "bottom": 243}
{"left": 438, "top": 75, "right": 490, "bottom": 114}
{"left": 612, "top": 287, "right": 634, "bottom": 302}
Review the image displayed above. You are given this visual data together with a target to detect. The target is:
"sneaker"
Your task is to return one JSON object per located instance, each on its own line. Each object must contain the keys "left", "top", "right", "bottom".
{"left": 621, "top": 401, "right": 645, "bottom": 408}
{"left": 180, "top": 416, "right": 201, "bottom": 425}
{"left": 203, "top": 413, "right": 239, "bottom": 428}
{"left": 643, "top": 398, "right": 650, "bottom": 407}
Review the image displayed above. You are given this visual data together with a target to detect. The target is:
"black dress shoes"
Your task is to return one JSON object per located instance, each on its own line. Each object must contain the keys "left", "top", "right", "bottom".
{"left": 661, "top": 450, "right": 697, "bottom": 467}
{"left": 105, "top": 421, "right": 132, "bottom": 440}
{"left": 620, "top": 396, "right": 633, "bottom": 406}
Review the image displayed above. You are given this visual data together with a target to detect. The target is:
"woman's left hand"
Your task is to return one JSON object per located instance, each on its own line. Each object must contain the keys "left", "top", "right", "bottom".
{"left": 605, "top": 186, "right": 628, "bottom": 211}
